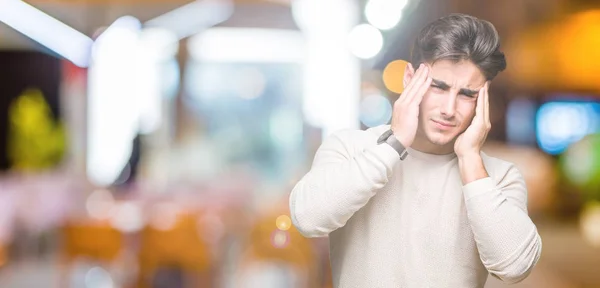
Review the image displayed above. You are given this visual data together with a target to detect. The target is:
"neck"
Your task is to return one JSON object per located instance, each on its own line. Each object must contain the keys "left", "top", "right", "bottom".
{"left": 411, "top": 133, "right": 455, "bottom": 155}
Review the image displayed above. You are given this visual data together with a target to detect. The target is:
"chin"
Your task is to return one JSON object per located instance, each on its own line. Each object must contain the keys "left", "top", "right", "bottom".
{"left": 425, "top": 130, "right": 458, "bottom": 146}
{"left": 427, "top": 137, "right": 453, "bottom": 147}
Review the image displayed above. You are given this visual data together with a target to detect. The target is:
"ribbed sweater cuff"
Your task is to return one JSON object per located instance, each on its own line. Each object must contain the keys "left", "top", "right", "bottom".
{"left": 463, "top": 177, "right": 496, "bottom": 201}
{"left": 366, "top": 143, "right": 402, "bottom": 173}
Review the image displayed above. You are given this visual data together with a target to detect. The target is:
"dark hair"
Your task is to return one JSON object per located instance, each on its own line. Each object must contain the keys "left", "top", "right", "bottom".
{"left": 410, "top": 13, "right": 506, "bottom": 80}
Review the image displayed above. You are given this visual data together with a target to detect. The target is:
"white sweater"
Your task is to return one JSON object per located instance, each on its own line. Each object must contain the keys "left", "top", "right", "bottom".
{"left": 289, "top": 125, "right": 542, "bottom": 288}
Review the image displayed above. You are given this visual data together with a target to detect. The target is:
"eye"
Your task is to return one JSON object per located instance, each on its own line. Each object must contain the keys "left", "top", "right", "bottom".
{"left": 430, "top": 85, "right": 445, "bottom": 92}
{"left": 460, "top": 93, "right": 477, "bottom": 99}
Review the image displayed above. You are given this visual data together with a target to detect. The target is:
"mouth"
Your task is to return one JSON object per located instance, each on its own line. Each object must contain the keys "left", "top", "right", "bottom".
{"left": 431, "top": 119, "right": 455, "bottom": 130}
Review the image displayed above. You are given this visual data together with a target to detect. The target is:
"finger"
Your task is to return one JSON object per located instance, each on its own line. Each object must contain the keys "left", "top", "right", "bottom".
{"left": 475, "top": 84, "right": 485, "bottom": 121}
{"left": 406, "top": 65, "right": 430, "bottom": 104}
{"left": 401, "top": 64, "right": 429, "bottom": 104}
{"left": 484, "top": 82, "right": 490, "bottom": 127}
{"left": 399, "top": 64, "right": 424, "bottom": 103}
{"left": 410, "top": 75, "right": 432, "bottom": 106}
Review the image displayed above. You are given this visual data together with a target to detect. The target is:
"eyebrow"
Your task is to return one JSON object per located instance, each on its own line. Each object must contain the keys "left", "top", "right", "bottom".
{"left": 431, "top": 78, "right": 479, "bottom": 96}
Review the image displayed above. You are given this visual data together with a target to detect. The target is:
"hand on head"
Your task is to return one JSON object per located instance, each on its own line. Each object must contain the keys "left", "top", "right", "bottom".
{"left": 390, "top": 63, "right": 432, "bottom": 148}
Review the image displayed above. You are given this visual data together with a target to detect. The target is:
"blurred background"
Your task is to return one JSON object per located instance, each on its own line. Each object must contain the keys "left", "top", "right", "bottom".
{"left": 0, "top": 0, "right": 599, "bottom": 287}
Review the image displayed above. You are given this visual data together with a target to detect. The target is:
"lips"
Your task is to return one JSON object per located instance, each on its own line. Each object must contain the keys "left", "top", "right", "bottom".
{"left": 431, "top": 119, "right": 455, "bottom": 130}
{"left": 432, "top": 119, "right": 455, "bottom": 127}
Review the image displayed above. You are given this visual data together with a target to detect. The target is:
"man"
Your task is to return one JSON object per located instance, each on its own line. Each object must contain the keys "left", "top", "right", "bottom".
{"left": 289, "top": 13, "right": 542, "bottom": 287}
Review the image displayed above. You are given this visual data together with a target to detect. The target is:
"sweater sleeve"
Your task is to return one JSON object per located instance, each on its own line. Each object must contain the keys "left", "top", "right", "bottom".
{"left": 289, "top": 129, "right": 401, "bottom": 238}
{"left": 462, "top": 163, "right": 542, "bottom": 284}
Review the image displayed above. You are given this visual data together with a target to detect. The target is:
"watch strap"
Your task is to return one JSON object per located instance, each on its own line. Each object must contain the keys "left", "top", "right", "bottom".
{"left": 377, "top": 129, "right": 409, "bottom": 160}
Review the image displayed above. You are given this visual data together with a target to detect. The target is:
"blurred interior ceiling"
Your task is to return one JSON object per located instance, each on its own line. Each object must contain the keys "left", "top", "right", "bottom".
{"left": 0, "top": 0, "right": 575, "bottom": 54}
{"left": 0, "top": 0, "right": 297, "bottom": 50}
{"left": 2, "top": 0, "right": 600, "bottom": 94}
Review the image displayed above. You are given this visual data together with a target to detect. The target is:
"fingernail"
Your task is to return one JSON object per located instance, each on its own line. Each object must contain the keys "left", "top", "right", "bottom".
{"left": 419, "top": 63, "right": 424, "bottom": 69}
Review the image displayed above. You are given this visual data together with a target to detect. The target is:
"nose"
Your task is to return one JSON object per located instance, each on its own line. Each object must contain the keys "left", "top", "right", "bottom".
{"left": 440, "top": 92, "right": 457, "bottom": 118}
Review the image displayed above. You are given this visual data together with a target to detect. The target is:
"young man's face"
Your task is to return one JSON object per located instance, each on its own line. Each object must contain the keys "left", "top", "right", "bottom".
{"left": 405, "top": 59, "right": 487, "bottom": 152}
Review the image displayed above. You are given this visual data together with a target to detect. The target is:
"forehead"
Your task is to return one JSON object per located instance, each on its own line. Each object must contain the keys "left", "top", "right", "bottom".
{"left": 428, "top": 59, "right": 486, "bottom": 89}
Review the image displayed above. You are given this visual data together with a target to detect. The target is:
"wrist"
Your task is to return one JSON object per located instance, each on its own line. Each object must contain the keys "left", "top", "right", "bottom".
{"left": 392, "top": 131, "right": 411, "bottom": 148}
{"left": 457, "top": 153, "right": 487, "bottom": 184}
{"left": 457, "top": 152, "right": 482, "bottom": 163}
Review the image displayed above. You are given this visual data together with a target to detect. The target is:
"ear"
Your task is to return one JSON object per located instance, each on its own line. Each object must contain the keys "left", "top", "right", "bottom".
{"left": 403, "top": 63, "right": 415, "bottom": 88}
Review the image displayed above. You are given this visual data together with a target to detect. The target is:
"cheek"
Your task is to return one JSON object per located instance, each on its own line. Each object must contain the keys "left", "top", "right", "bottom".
{"left": 456, "top": 101, "right": 477, "bottom": 126}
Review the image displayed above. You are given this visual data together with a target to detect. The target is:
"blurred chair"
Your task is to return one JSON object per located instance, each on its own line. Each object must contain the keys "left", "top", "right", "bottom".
{"left": 60, "top": 220, "right": 124, "bottom": 287}
{"left": 235, "top": 209, "right": 319, "bottom": 288}
{"left": 62, "top": 221, "right": 123, "bottom": 262}
{"left": 137, "top": 211, "right": 213, "bottom": 288}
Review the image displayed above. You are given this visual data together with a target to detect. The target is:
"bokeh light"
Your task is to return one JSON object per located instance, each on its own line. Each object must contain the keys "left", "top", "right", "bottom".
{"left": 270, "top": 230, "right": 290, "bottom": 249}
{"left": 347, "top": 24, "right": 383, "bottom": 59}
{"left": 360, "top": 93, "right": 392, "bottom": 127}
{"left": 291, "top": 0, "right": 357, "bottom": 33}
{"left": 561, "top": 133, "right": 600, "bottom": 199}
{"left": 149, "top": 202, "right": 180, "bottom": 231}
{"left": 84, "top": 266, "right": 114, "bottom": 288}
{"left": 580, "top": 202, "right": 600, "bottom": 248}
{"left": 536, "top": 101, "right": 600, "bottom": 155}
{"left": 86, "top": 189, "right": 115, "bottom": 220}
{"left": 109, "top": 202, "right": 144, "bottom": 233}
{"left": 275, "top": 215, "right": 291, "bottom": 231}
{"left": 382, "top": 59, "right": 408, "bottom": 94}
{"left": 198, "top": 212, "right": 225, "bottom": 245}
{"left": 364, "top": 0, "right": 407, "bottom": 30}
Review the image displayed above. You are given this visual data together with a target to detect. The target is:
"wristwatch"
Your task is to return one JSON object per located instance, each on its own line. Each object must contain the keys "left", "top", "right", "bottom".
{"left": 377, "top": 129, "right": 409, "bottom": 160}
